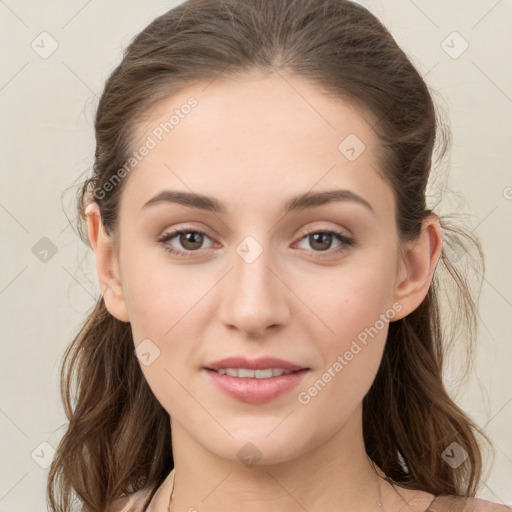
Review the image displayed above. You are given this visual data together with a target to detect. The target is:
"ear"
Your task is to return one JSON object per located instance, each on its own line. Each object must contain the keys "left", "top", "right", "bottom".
{"left": 391, "top": 213, "right": 443, "bottom": 321}
{"left": 86, "top": 202, "right": 130, "bottom": 322}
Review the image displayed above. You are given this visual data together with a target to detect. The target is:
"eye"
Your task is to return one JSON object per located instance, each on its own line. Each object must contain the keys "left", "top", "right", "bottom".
{"left": 295, "top": 229, "right": 354, "bottom": 256}
{"left": 157, "top": 226, "right": 354, "bottom": 259}
{"left": 157, "top": 227, "right": 215, "bottom": 257}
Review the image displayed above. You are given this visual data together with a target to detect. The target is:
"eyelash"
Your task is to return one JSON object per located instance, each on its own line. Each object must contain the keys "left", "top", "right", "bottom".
{"left": 157, "top": 226, "right": 354, "bottom": 259}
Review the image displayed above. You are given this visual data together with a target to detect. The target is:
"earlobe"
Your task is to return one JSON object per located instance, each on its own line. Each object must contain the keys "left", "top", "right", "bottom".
{"left": 86, "top": 202, "right": 130, "bottom": 322}
{"left": 391, "top": 214, "right": 443, "bottom": 321}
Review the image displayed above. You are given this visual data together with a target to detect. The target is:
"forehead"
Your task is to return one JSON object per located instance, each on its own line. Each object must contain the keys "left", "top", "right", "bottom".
{"left": 121, "top": 70, "right": 393, "bottom": 219}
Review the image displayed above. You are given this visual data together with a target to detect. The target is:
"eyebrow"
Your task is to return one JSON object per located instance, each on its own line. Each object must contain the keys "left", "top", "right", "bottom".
{"left": 141, "top": 188, "right": 375, "bottom": 215}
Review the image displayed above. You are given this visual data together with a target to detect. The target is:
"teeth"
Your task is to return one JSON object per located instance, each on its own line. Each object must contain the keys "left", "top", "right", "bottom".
{"left": 214, "top": 368, "right": 295, "bottom": 378}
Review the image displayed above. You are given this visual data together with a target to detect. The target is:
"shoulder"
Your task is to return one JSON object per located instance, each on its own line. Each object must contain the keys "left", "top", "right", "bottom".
{"left": 109, "top": 488, "right": 151, "bottom": 512}
{"left": 429, "top": 495, "right": 512, "bottom": 512}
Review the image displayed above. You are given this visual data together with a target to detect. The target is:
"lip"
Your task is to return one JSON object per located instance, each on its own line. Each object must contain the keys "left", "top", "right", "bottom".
{"left": 203, "top": 357, "right": 310, "bottom": 404}
{"left": 204, "top": 356, "right": 307, "bottom": 372}
{"left": 205, "top": 368, "right": 309, "bottom": 403}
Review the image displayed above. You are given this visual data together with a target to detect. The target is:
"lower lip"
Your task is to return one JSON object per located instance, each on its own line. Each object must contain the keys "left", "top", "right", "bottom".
{"left": 204, "top": 369, "right": 309, "bottom": 404}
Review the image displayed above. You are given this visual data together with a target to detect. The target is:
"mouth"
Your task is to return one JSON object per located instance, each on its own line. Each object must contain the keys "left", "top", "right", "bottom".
{"left": 203, "top": 367, "right": 310, "bottom": 403}
{"left": 205, "top": 367, "right": 305, "bottom": 378}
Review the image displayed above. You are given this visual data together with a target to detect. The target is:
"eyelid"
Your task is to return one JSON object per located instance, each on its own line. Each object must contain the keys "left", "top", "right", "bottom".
{"left": 295, "top": 223, "right": 352, "bottom": 241}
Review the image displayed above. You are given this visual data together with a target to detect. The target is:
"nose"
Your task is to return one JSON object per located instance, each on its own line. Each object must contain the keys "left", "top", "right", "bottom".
{"left": 219, "top": 240, "right": 291, "bottom": 338}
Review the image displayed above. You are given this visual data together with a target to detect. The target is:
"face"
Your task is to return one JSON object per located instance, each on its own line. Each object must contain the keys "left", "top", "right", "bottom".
{"left": 93, "top": 69, "right": 429, "bottom": 466}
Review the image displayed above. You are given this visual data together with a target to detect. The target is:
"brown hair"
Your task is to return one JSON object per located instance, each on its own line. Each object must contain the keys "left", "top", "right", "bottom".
{"left": 47, "top": 0, "right": 493, "bottom": 510}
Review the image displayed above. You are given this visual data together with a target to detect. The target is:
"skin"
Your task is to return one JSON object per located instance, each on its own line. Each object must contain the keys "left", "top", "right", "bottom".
{"left": 86, "top": 69, "right": 443, "bottom": 511}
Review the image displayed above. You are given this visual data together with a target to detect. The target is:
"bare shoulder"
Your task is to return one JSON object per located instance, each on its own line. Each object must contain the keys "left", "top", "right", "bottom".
{"left": 109, "top": 488, "right": 151, "bottom": 512}
{"left": 429, "top": 495, "right": 512, "bottom": 512}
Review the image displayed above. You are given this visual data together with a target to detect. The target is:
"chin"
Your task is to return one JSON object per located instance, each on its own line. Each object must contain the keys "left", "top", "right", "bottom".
{"left": 205, "top": 428, "right": 311, "bottom": 467}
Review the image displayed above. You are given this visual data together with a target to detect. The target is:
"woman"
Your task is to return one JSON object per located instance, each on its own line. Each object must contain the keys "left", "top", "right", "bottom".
{"left": 47, "top": 0, "right": 511, "bottom": 511}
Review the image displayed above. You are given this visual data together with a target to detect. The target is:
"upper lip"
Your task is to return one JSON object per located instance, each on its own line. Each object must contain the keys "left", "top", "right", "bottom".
{"left": 204, "top": 357, "right": 308, "bottom": 371}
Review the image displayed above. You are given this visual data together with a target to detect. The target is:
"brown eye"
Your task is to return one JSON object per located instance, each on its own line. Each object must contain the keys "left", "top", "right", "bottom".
{"left": 158, "top": 228, "right": 214, "bottom": 257}
{"left": 178, "top": 231, "right": 204, "bottom": 250}
{"left": 295, "top": 229, "right": 354, "bottom": 257}
{"left": 308, "top": 232, "right": 334, "bottom": 251}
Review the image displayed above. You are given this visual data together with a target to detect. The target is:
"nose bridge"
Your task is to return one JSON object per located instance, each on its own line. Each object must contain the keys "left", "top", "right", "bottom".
{"left": 219, "top": 234, "right": 289, "bottom": 335}
{"left": 234, "top": 237, "right": 274, "bottom": 296}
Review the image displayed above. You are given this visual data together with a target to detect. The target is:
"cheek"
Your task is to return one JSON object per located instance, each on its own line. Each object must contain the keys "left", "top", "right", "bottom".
{"left": 296, "top": 253, "right": 397, "bottom": 344}
{"left": 120, "top": 243, "right": 208, "bottom": 340}
{"left": 295, "top": 274, "right": 391, "bottom": 424}
{"left": 293, "top": 251, "right": 396, "bottom": 402}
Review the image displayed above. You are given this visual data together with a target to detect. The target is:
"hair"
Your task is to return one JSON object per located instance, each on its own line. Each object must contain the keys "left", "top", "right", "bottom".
{"left": 47, "top": 1, "right": 494, "bottom": 511}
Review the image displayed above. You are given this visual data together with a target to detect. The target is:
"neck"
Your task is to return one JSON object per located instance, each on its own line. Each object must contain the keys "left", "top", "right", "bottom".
{"left": 168, "top": 405, "right": 387, "bottom": 512}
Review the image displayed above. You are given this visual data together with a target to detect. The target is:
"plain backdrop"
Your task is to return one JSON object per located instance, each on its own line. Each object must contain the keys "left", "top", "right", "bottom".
{"left": 0, "top": 1, "right": 511, "bottom": 510}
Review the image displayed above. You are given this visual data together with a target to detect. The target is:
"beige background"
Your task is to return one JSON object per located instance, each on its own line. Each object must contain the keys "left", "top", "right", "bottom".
{"left": 0, "top": 0, "right": 511, "bottom": 510}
